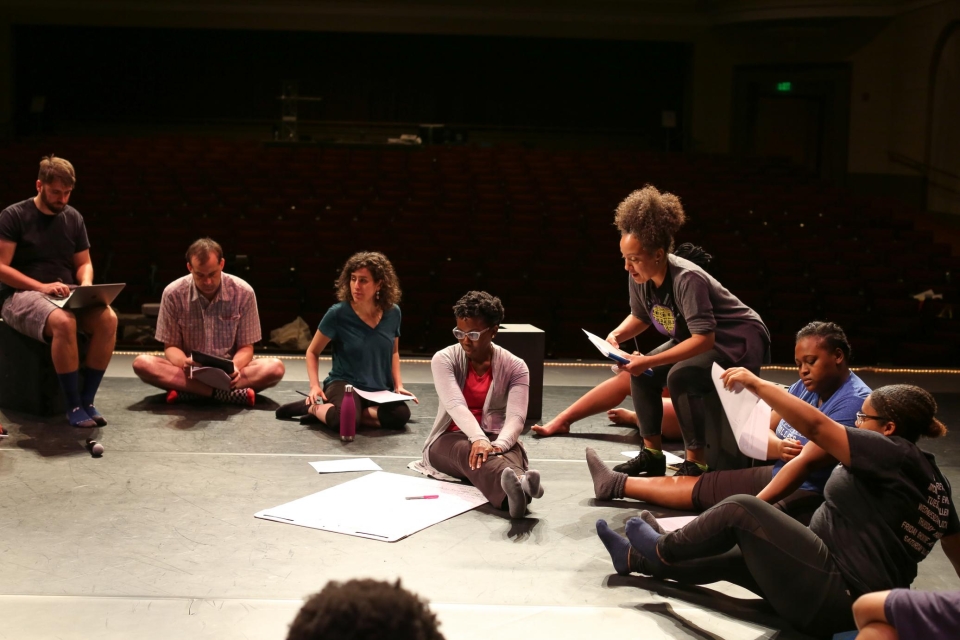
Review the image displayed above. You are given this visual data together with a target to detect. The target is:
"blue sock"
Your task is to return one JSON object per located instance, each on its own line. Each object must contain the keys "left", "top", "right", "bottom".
{"left": 81, "top": 367, "right": 106, "bottom": 407}
{"left": 596, "top": 519, "right": 633, "bottom": 576}
{"left": 57, "top": 370, "right": 83, "bottom": 409}
{"left": 625, "top": 517, "right": 666, "bottom": 572}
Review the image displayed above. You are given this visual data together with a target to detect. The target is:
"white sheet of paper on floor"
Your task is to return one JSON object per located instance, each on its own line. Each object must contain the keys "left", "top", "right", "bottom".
{"left": 352, "top": 388, "right": 415, "bottom": 404}
{"left": 255, "top": 471, "right": 487, "bottom": 542}
{"left": 657, "top": 515, "right": 697, "bottom": 531}
{"left": 620, "top": 450, "right": 684, "bottom": 466}
{"left": 710, "top": 362, "right": 770, "bottom": 460}
{"left": 308, "top": 458, "right": 382, "bottom": 474}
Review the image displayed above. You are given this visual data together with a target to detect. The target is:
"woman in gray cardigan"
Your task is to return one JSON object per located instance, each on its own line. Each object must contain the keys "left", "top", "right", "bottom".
{"left": 415, "top": 291, "right": 544, "bottom": 518}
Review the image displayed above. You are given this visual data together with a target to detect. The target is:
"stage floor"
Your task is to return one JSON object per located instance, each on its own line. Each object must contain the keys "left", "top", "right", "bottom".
{"left": 1, "top": 359, "right": 958, "bottom": 640}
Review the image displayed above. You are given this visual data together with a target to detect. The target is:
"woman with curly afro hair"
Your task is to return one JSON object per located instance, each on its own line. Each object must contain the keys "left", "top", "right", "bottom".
{"left": 605, "top": 185, "right": 770, "bottom": 478}
{"left": 276, "top": 251, "right": 416, "bottom": 432}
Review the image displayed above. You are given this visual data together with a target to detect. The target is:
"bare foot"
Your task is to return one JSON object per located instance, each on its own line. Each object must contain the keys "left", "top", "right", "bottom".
{"left": 532, "top": 419, "right": 571, "bottom": 437}
{"left": 607, "top": 408, "right": 639, "bottom": 427}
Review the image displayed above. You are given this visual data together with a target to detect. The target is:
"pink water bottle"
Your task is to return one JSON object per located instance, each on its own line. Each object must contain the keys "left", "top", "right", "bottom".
{"left": 340, "top": 384, "right": 356, "bottom": 442}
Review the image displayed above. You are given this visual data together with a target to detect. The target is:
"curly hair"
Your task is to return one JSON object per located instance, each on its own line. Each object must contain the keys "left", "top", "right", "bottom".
{"left": 795, "top": 321, "right": 852, "bottom": 361}
{"left": 287, "top": 579, "right": 445, "bottom": 640}
{"left": 614, "top": 185, "right": 687, "bottom": 254}
{"left": 869, "top": 384, "right": 947, "bottom": 443}
{"left": 336, "top": 251, "right": 401, "bottom": 310}
{"left": 452, "top": 291, "right": 504, "bottom": 328}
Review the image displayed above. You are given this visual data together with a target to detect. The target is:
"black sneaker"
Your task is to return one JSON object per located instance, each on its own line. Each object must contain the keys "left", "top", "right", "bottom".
{"left": 613, "top": 449, "right": 666, "bottom": 477}
{"left": 674, "top": 460, "right": 706, "bottom": 477}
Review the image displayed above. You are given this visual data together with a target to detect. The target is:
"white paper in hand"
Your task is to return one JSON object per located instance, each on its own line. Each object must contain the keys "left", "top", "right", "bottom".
{"left": 710, "top": 363, "right": 770, "bottom": 460}
{"left": 353, "top": 388, "right": 414, "bottom": 403}
{"left": 582, "top": 329, "right": 630, "bottom": 364}
{"left": 309, "top": 458, "right": 383, "bottom": 474}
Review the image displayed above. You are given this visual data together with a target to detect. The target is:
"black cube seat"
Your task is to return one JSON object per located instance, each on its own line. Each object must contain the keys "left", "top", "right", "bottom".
{"left": 0, "top": 318, "right": 82, "bottom": 415}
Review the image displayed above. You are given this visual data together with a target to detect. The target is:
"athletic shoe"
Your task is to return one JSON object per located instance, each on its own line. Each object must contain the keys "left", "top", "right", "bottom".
{"left": 213, "top": 387, "right": 255, "bottom": 406}
{"left": 612, "top": 448, "right": 666, "bottom": 477}
{"left": 674, "top": 460, "right": 706, "bottom": 477}
{"left": 276, "top": 399, "right": 311, "bottom": 419}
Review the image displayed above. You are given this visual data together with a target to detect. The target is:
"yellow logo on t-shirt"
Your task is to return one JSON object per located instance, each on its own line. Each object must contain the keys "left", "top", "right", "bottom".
{"left": 651, "top": 305, "right": 676, "bottom": 335}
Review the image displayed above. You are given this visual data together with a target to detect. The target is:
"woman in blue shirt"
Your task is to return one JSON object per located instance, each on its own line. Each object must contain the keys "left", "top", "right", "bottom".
{"left": 276, "top": 251, "right": 416, "bottom": 430}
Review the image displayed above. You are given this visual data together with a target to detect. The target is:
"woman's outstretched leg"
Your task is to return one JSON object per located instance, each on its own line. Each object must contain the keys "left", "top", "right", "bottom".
{"left": 586, "top": 447, "right": 697, "bottom": 508}
{"left": 533, "top": 372, "right": 632, "bottom": 436}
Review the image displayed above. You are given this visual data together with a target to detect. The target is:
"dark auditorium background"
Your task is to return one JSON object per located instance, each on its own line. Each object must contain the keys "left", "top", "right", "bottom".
{"left": 0, "top": 0, "right": 958, "bottom": 367}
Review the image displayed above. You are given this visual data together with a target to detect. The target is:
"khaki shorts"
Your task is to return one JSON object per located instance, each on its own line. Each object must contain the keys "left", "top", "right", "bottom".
{"left": 1, "top": 290, "right": 63, "bottom": 343}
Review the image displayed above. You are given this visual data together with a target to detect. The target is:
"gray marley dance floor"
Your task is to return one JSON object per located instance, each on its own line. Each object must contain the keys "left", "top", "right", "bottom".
{"left": 1, "top": 362, "right": 958, "bottom": 640}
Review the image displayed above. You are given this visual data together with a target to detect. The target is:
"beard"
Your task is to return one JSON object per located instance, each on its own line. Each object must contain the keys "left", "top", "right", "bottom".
{"left": 39, "top": 189, "right": 66, "bottom": 213}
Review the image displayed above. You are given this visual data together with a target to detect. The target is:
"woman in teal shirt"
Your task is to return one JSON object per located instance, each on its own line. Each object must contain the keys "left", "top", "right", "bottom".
{"left": 276, "top": 251, "right": 416, "bottom": 429}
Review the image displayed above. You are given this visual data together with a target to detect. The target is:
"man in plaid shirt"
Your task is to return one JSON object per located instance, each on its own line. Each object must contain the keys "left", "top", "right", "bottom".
{"left": 132, "top": 238, "right": 285, "bottom": 405}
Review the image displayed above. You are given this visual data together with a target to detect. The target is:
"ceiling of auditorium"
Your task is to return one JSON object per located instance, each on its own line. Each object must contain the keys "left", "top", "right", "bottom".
{"left": 0, "top": 0, "right": 922, "bottom": 39}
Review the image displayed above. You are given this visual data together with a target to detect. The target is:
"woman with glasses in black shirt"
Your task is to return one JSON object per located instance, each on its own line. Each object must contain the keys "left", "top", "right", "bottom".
{"left": 595, "top": 376, "right": 959, "bottom": 638}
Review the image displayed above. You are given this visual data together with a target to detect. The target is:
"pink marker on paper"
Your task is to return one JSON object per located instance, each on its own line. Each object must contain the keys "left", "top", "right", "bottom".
{"left": 405, "top": 495, "right": 439, "bottom": 500}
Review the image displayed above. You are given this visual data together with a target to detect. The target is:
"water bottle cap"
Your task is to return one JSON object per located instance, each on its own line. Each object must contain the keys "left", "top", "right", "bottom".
{"left": 345, "top": 384, "right": 354, "bottom": 392}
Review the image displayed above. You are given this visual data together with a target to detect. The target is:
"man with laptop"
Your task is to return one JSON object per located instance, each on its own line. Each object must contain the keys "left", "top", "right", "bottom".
{"left": 132, "top": 237, "right": 285, "bottom": 405}
{"left": 0, "top": 156, "right": 118, "bottom": 428}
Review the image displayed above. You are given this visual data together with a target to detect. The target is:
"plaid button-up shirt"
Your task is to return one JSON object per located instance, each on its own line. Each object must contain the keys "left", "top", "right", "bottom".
{"left": 154, "top": 273, "right": 262, "bottom": 358}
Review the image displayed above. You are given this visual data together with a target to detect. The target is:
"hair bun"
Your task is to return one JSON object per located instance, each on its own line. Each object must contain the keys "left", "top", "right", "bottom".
{"left": 926, "top": 417, "right": 948, "bottom": 439}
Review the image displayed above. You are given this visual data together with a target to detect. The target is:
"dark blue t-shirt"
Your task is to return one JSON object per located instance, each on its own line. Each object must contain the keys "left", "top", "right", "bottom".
{"left": 770, "top": 372, "right": 871, "bottom": 493}
{"left": 0, "top": 198, "right": 90, "bottom": 298}
{"left": 319, "top": 302, "right": 401, "bottom": 391}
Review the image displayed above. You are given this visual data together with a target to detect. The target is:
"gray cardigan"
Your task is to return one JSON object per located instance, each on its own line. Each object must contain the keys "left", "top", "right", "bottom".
{"left": 416, "top": 343, "right": 529, "bottom": 478}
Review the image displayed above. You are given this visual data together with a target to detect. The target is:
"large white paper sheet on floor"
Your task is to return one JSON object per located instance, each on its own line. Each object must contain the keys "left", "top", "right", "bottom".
{"left": 710, "top": 363, "right": 770, "bottom": 460}
{"left": 621, "top": 450, "right": 684, "bottom": 466}
{"left": 353, "top": 388, "right": 415, "bottom": 403}
{"left": 658, "top": 516, "right": 697, "bottom": 531}
{"left": 255, "top": 471, "right": 487, "bottom": 542}
{"left": 308, "top": 458, "right": 382, "bottom": 474}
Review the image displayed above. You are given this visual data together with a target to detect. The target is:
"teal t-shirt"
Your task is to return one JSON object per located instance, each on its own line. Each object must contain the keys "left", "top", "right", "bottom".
{"left": 319, "top": 302, "right": 401, "bottom": 391}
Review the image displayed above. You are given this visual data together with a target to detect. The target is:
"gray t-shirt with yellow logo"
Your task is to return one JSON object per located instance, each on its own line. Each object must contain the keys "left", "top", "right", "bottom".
{"left": 628, "top": 254, "right": 769, "bottom": 366}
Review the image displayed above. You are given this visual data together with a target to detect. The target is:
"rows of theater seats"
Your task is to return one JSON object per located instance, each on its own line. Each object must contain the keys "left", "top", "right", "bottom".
{"left": 0, "top": 136, "right": 956, "bottom": 365}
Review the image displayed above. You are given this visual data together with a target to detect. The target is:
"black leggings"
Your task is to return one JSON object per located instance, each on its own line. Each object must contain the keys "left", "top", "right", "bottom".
{"left": 654, "top": 495, "right": 854, "bottom": 638}
{"left": 632, "top": 338, "right": 765, "bottom": 449}
{"left": 323, "top": 380, "right": 411, "bottom": 430}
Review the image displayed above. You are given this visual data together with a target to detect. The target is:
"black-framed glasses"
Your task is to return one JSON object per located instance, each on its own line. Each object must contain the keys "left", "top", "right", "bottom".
{"left": 856, "top": 412, "right": 887, "bottom": 425}
{"left": 453, "top": 327, "right": 492, "bottom": 341}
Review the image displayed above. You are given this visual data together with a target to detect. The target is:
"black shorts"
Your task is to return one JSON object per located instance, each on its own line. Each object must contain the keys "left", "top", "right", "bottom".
{"left": 692, "top": 465, "right": 824, "bottom": 526}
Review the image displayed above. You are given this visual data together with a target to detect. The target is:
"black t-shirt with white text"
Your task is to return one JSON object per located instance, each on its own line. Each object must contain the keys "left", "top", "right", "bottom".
{"left": 0, "top": 198, "right": 90, "bottom": 297}
{"left": 809, "top": 428, "right": 959, "bottom": 596}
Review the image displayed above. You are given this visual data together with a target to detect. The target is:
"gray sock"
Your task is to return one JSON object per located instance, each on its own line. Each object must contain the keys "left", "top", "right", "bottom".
{"left": 639, "top": 510, "right": 666, "bottom": 534}
{"left": 521, "top": 469, "right": 544, "bottom": 499}
{"left": 586, "top": 447, "right": 627, "bottom": 500}
{"left": 500, "top": 468, "right": 527, "bottom": 518}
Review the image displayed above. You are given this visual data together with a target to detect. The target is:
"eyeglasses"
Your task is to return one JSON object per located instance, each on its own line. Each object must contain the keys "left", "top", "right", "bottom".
{"left": 855, "top": 412, "right": 887, "bottom": 425}
{"left": 452, "top": 327, "right": 492, "bottom": 341}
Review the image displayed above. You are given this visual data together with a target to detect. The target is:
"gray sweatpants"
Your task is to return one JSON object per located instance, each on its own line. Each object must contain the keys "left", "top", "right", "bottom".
{"left": 428, "top": 430, "right": 528, "bottom": 509}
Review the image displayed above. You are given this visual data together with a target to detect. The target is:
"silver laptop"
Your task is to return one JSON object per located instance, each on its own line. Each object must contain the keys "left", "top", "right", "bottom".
{"left": 49, "top": 284, "right": 126, "bottom": 309}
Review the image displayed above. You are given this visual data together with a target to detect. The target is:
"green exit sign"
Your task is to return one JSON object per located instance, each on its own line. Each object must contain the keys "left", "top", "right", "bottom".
{"left": 776, "top": 81, "right": 792, "bottom": 92}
